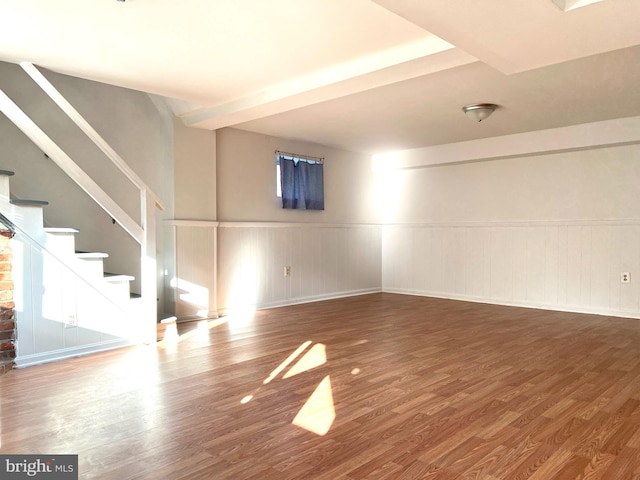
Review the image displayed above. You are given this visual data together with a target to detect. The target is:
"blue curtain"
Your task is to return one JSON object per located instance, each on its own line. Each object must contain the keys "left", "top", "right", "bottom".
{"left": 280, "top": 156, "right": 324, "bottom": 210}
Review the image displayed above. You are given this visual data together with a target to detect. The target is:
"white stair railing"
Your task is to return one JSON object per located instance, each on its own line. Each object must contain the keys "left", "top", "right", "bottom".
{"left": 0, "top": 90, "right": 144, "bottom": 243}
{"left": 19, "top": 63, "right": 165, "bottom": 212}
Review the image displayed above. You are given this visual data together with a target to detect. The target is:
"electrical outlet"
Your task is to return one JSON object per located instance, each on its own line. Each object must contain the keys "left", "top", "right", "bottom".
{"left": 65, "top": 314, "right": 77, "bottom": 328}
{"left": 621, "top": 272, "right": 631, "bottom": 284}
{"left": 284, "top": 266, "right": 291, "bottom": 277}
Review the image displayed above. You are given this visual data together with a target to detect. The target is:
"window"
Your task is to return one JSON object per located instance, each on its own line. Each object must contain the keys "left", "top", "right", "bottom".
{"left": 276, "top": 151, "right": 324, "bottom": 210}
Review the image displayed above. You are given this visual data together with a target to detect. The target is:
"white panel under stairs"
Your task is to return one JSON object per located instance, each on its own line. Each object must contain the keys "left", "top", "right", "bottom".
{"left": 0, "top": 169, "right": 14, "bottom": 198}
{"left": 0, "top": 169, "right": 142, "bottom": 367}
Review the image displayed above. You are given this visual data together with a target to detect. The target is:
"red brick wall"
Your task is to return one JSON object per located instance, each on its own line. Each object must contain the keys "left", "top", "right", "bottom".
{"left": 0, "top": 230, "right": 15, "bottom": 375}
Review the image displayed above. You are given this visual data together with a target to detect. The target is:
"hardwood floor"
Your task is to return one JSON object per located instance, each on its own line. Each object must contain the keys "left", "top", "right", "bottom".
{"left": 2, "top": 293, "right": 640, "bottom": 479}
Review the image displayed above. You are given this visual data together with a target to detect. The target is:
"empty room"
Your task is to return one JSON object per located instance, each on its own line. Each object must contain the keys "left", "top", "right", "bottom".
{"left": 2, "top": 1, "right": 640, "bottom": 478}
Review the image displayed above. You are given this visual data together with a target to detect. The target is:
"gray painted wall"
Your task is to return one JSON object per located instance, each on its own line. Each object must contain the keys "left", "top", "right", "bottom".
{"left": 216, "top": 127, "right": 379, "bottom": 224}
{"left": 174, "top": 118, "right": 216, "bottom": 220}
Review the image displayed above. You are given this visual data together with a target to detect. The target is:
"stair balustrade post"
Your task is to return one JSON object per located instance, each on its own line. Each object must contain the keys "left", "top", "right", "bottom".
{"left": 140, "top": 189, "right": 157, "bottom": 343}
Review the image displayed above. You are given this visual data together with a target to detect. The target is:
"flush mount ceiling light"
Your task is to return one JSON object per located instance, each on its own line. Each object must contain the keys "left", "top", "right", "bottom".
{"left": 462, "top": 103, "right": 498, "bottom": 122}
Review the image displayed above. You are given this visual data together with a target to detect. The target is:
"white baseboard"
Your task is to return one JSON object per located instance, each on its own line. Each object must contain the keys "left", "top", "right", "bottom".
{"left": 382, "top": 288, "right": 640, "bottom": 320}
{"left": 15, "top": 338, "right": 136, "bottom": 368}
{"left": 216, "top": 288, "right": 382, "bottom": 317}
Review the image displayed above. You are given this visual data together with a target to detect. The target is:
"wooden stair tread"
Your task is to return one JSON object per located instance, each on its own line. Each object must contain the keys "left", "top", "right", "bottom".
{"left": 10, "top": 198, "right": 49, "bottom": 206}
{"left": 76, "top": 252, "right": 109, "bottom": 259}
{"left": 44, "top": 227, "right": 79, "bottom": 234}
{"left": 158, "top": 312, "right": 177, "bottom": 324}
{"left": 103, "top": 274, "right": 134, "bottom": 282}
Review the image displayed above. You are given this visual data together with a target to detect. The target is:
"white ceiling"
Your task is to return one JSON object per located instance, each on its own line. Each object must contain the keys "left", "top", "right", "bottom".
{"left": 1, "top": 0, "right": 640, "bottom": 154}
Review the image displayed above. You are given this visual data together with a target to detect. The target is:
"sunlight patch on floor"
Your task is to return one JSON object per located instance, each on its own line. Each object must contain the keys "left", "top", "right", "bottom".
{"left": 283, "top": 343, "right": 326, "bottom": 379}
{"left": 264, "top": 340, "right": 311, "bottom": 385}
{"left": 159, "top": 318, "right": 229, "bottom": 350}
{"left": 227, "top": 304, "right": 256, "bottom": 330}
{"left": 241, "top": 341, "right": 338, "bottom": 435}
{"left": 292, "top": 375, "right": 336, "bottom": 436}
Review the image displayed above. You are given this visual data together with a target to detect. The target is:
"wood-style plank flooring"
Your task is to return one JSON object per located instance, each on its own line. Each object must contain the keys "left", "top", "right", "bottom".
{"left": 2, "top": 293, "right": 640, "bottom": 479}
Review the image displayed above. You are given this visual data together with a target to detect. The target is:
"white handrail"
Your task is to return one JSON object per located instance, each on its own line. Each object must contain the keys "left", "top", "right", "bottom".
{"left": 20, "top": 62, "right": 165, "bottom": 212}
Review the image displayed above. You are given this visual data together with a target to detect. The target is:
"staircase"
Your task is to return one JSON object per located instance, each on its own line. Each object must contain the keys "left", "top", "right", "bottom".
{"left": 47, "top": 235, "right": 136, "bottom": 306}
{"left": 0, "top": 169, "right": 145, "bottom": 367}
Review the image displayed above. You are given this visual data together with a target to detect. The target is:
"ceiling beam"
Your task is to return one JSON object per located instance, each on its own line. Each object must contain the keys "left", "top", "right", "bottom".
{"left": 179, "top": 39, "right": 477, "bottom": 130}
{"left": 374, "top": 116, "right": 640, "bottom": 170}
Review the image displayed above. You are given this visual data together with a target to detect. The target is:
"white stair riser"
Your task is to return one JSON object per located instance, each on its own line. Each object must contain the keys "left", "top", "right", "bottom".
{"left": 45, "top": 232, "right": 77, "bottom": 258}
{"left": 75, "top": 258, "right": 105, "bottom": 279}
{"left": 0, "top": 176, "right": 11, "bottom": 199}
{"left": 0, "top": 198, "right": 46, "bottom": 242}
{"left": 103, "top": 279, "right": 133, "bottom": 305}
